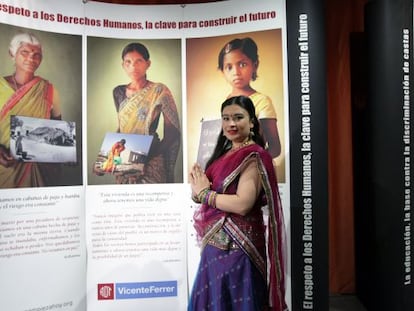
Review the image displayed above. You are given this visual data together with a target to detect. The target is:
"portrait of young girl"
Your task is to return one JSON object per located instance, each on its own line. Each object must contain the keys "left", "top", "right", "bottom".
{"left": 186, "top": 29, "right": 286, "bottom": 183}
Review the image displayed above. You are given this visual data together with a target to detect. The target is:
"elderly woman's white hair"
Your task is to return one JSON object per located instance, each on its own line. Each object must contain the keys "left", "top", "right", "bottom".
{"left": 9, "top": 32, "right": 42, "bottom": 58}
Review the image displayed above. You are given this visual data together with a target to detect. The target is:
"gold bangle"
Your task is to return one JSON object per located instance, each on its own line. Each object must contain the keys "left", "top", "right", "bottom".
{"left": 208, "top": 190, "right": 217, "bottom": 208}
{"left": 197, "top": 187, "right": 210, "bottom": 203}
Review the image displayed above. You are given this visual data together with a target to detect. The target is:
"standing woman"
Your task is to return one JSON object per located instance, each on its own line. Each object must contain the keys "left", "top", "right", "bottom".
{"left": 0, "top": 32, "right": 62, "bottom": 188}
{"left": 188, "top": 96, "right": 288, "bottom": 310}
{"left": 218, "top": 37, "right": 281, "bottom": 158}
{"left": 112, "top": 42, "right": 180, "bottom": 184}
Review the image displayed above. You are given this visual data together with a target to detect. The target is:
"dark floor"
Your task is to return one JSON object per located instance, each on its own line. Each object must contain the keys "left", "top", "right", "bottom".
{"left": 329, "top": 295, "right": 367, "bottom": 311}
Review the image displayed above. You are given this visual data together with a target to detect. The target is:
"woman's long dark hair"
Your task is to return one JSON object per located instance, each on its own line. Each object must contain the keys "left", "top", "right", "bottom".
{"left": 205, "top": 96, "right": 266, "bottom": 169}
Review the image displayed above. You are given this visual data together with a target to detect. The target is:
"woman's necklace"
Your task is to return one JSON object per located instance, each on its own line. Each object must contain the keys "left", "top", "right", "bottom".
{"left": 230, "top": 139, "right": 252, "bottom": 152}
{"left": 11, "top": 74, "right": 24, "bottom": 90}
{"left": 127, "top": 80, "right": 148, "bottom": 91}
{"left": 126, "top": 80, "right": 149, "bottom": 98}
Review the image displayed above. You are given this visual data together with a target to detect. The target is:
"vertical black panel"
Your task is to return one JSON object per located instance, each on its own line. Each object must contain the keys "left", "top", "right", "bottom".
{"left": 286, "top": 0, "right": 328, "bottom": 310}
{"left": 359, "top": 0, "right": 414, "bottom": 310}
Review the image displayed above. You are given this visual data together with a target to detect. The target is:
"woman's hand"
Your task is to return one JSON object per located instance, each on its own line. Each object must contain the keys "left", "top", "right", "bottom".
{"left": 189, "top": 163, "right": 211, "bottom": 197}
{"left": 0, "top": 145, "right": 16, "bottom": 168}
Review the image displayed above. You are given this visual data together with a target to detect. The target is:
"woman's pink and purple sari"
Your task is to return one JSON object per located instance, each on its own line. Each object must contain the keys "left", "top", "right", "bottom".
{"left": 188, "top": 144, "right": 288, "bottom": 311}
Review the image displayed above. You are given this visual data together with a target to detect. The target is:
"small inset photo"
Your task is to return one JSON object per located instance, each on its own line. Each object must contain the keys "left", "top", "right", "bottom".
{"left": 10, "top": 115, "right": 76, "bottom": 163}
{"left": 93, "top": 132, "right": 153, "bottom": 177}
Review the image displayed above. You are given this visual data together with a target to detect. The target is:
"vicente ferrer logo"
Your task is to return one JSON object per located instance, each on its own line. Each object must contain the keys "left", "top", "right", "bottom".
{"left": 97, "top": 283, "right": 114, "bottom": 300}
{"left": 97, "top": 281, "right": 178, "bottom": 301}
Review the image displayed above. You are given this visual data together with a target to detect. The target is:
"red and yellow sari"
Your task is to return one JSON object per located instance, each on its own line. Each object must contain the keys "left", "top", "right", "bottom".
{"left": 0, "top": 76, "right": 55, "bottom": 188}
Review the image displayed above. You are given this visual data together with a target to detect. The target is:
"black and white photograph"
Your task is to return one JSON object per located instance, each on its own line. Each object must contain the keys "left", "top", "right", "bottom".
{"left": 10, "top": 115, "right": 76, "bottom": 163}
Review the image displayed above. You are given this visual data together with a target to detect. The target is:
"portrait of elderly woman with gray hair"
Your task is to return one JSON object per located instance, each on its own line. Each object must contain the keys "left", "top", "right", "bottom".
{"left": 0, "top": 32, "right": 62, "bottom": 188}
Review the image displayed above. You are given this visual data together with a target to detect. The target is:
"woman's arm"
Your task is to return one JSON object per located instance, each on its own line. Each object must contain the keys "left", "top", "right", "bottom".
{"left": 160, "top": 90, "right": 181, "bottom": 182}
{"left": 214, "top": 159, "right": 262, "bottom": 216}
{"left": 190, "top": 158, "right": 262, "bottom": 216}
{"left": 113, "top": 86, "right": 124, "bottom": 132}
{"left": 260, "top": 118, "right": 281, "bottom": 158}
{"left": 50, "top": 88, "right": 62, "bottom": 120}
{"left": 0, "top": 145, "right": 16, "bottom": 168}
